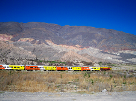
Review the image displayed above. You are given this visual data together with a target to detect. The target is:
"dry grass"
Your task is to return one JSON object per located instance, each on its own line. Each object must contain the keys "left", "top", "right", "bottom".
{"left": 0, "top": 70, "right": 136, "bottom": 93}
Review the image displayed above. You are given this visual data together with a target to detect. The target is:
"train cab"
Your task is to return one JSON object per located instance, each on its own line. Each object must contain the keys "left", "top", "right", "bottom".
{"left": 0, "top": 65, "right": 5, "bottom": 70}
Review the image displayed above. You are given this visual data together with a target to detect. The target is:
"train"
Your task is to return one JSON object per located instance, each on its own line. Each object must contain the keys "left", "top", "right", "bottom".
{"left": 0, "top": 64, "right": 112, "bottom": 71}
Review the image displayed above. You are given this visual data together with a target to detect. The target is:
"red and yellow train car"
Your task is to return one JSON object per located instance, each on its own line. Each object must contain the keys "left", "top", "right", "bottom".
{"left": 71, "top": 66, "right": 81, "bottom": 71}
{"left": 43, "top": 66, "right": 56, "bottom": 71}
{"left": 25, "top": 65, "right": 40, "bottom": 71}
{"left": 56, "top": 66, "right": 68, "bottom": 71}
{"left": 81, "top": 66, "right": 91, "bottom": 71}
{"left": 100, "top": 67, "right": 112, "bottom": 71}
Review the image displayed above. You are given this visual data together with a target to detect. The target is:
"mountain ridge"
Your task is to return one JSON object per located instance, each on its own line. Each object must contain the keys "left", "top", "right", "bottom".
{"left": 1, "top": 22, "right": 136, "bottom": 52}
{"left": 0, "top": 22, "right": 136, "bottom": 65}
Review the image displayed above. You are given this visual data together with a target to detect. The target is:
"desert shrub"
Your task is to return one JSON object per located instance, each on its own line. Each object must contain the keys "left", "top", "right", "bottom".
{"left": 0, "top": 70, "right": 136, "bottom": 92}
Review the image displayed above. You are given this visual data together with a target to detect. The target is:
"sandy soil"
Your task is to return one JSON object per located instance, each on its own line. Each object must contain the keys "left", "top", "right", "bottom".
{"left": 0, "top": 91, "right": 136, "bottom": 101}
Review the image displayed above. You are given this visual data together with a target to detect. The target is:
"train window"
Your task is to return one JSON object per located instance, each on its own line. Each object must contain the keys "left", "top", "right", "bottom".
{"left": 61, "top": 67, "right": 63, "bottom": 68}
{"left": 17, "top": 67, "right": 20, "bottom": 68}
{"left": 30, "top": 67, "right": 33, "bottom": 68}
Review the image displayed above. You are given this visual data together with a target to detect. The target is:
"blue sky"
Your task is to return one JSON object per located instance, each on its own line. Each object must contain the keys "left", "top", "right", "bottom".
{"left": 0, "top": 0, "right": 136, "bottom": 35}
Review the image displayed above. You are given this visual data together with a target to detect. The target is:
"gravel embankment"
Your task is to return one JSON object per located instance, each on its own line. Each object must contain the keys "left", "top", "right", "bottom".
{"left": 0, "top": 91, "right": 136, "bottom": 101}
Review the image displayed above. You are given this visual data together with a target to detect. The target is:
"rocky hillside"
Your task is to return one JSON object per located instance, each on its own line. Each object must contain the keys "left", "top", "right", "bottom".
{"left": 0, "top": 22, "right": 136, "bottom": 65}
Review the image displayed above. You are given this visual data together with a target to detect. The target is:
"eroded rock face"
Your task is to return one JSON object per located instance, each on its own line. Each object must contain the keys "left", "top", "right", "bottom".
{"left": 60, "top": 50, "right": 92, "bottom": 62}
{"left": 0, "top": 22, "right": 136, "bottom": 64}
{"left": 0, "top": 34, "right": 13, "bottom": 41}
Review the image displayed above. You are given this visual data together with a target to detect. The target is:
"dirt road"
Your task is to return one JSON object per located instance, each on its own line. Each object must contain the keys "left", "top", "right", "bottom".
{"left": 0, "top": 91, "right": 136, "bottom": 101}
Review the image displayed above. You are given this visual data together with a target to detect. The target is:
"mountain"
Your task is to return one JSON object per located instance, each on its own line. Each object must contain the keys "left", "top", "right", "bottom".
{"left": 0, "top": 22, "right": 136, "bottom": 65}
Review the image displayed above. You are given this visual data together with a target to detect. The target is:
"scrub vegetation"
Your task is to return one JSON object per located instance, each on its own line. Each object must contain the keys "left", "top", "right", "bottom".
{"left": 0, "top": 70, "right": 136, "bottom": 93}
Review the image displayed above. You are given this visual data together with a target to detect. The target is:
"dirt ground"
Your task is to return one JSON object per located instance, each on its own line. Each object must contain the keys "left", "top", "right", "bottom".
{"left": 0, "top": 91, "right": 136, "bottom": 101}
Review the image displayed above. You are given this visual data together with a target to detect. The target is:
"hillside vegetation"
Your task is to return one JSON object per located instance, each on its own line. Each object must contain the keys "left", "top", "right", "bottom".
{"left": 0, "top": 70, "right": 135, "bottom": 93}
